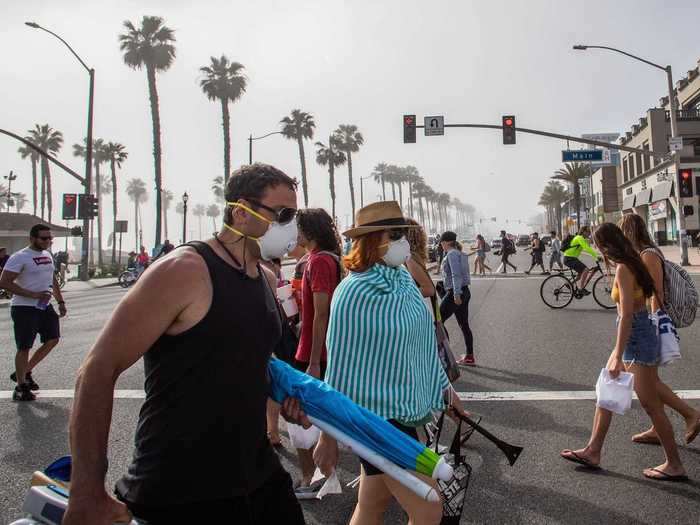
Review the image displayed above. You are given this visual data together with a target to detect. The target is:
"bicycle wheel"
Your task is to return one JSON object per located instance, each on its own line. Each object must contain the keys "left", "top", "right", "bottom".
{"left": 118, "top": 271, "right": 134, "bottom": 288}
{"left": 540, "top": 274, "right": 574, "bottom": 309}
{"left": 593, "top": 273, "right": 616, "bottom": 310}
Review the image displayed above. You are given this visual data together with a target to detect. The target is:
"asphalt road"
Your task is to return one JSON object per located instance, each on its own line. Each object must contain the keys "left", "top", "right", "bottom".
{"left": 1, "top": 251, "right": 699, "bottom": 524}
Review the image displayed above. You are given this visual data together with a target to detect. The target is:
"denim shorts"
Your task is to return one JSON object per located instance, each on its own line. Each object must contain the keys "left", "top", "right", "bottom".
{"left": 619, "top": 311, "right": 660, "bottom": 367}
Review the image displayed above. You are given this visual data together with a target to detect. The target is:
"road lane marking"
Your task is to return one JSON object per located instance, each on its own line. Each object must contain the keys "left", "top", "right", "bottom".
{"left": 2, "top": 389, "right": 700, "bottom": 400}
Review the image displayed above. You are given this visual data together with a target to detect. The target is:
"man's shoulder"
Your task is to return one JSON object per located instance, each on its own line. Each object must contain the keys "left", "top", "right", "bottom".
{"left": 147, "top": 246, "right": 207, "bottom": 282}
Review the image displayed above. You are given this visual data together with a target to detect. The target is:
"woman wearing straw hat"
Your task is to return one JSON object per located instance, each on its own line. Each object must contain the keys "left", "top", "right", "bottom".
{"left": 313, "top": 201, "right": 467, "bottom": 525}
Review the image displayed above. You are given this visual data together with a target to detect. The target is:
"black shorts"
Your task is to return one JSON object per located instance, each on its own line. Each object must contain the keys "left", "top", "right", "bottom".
{"left": 293, "top": 359, "right": 327, "bottom": 380}
{"left": 11, "top": 305, "right": 60, "bottom": 351}
{"left": 119, "top": 469, "right": 305, "bottom": 525}
{"left": 360, "top": 420, "right": 419, "bottom": 476}
{"left": 564, "top": 256, "right": 587, "bottom": 275}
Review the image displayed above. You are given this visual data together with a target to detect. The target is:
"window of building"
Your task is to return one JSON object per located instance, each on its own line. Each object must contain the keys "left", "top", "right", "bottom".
{"left": 629, "top": 154, "right": 635, "bottom": 179}
{"left": 642, "top": 142, "right": 650, "bottom": 171}
{"left": 623, "top": 156, "right": 629, "bottom": 181}
{"left": 636, "top": 150, "right": 643, "bottom": 176}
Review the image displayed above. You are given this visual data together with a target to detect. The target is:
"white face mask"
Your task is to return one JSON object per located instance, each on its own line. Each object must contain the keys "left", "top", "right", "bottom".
{"left": 381, "top": 237, "right": 411, "bottom": 267}
{"left": 225, "top": 202, "right": 298, "bottom": 261}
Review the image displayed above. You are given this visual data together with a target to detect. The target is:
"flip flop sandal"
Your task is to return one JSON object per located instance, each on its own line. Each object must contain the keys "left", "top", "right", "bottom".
{"left": 560, "top": 450, "right": 601, "bottom": 470}
{"left": 685, "top": 418, "right": 700, "bottom": 445}
{"left": 632, "top": 433, "right": 661, "bottom": 445}
{"left": 643, "top": 468, "right": 689, "bottom": 482}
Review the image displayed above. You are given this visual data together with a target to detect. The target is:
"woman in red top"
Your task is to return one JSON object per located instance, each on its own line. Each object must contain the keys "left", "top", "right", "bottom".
{"left": 293, "top": 208, "right": 342, "bottom": 498}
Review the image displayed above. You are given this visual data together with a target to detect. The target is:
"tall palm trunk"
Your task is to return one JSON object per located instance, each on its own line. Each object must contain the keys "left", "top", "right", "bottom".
{"left": 297, "top": 132, "right": 309, "bottom": 207}
{"left": 110, "top": 159, "right": 118, "bottom": 264}
{"left": 221, "top": 97, "right": 231, "bottom": 184}
{"left": 329, "top": 164, "right": 336, "bottom": 221}
{"left": 573, "top": 183, "right": 581, "bottom": 230}
{"left": 211, "top": 216, "right": 217, "bottom": 231}
{"left": 40, "top": 160, "right": 46, "bottom": 219}
{"left": 407, "top": 180, "right": 413, "bottom": 217}
{"left": 45, "top": 160, "right": 53, "bottom": 222}
{"left": 380, "top": 178, "right": 386, "bottom": 201}
{"left": 31, "top": 158, "right": 38, "bottom": 216}
{"left": 134, "top": 201, "right": 139, "bottom": 252}
{"left": 397, "top": 182, "right": 403, "bottom": 210}
{"left": 95, "top": 161, "right": 103, "bottom": 267}
{"left": 163, "top": 203, "right": 169, "bottom": 240}
{"left": 418, "top": 198, "right": 425, "bottom": 225}
{"left": 347, "top": 153, "right": 356, "bottom": 220}
{"left": 147, "top": 64, "right": 163, "bottom": 247}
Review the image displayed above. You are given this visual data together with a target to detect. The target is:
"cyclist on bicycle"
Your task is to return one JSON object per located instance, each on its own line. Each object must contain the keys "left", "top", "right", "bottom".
{"left": 563, "top": 226, "right": 600, "bottom": 295}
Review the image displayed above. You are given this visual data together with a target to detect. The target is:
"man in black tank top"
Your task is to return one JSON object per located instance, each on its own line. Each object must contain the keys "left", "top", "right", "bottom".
{"left": 64, "top": 164, "right": 308, "bottom": 525}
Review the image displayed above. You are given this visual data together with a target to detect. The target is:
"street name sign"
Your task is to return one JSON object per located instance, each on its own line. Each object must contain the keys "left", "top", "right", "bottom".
{"left": 424, "top": 116, "right": 444, "bottom": 136}
{"left": 562, "top": 150, "right": 603, "bottom": 162}
{"left": 669, "top": 136, "right": 683, "bottom": 152}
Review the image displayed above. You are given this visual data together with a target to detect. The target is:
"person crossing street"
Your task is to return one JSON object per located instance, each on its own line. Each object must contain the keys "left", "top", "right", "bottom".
{"left": 549, "top": 231, "right": 564, "bottom": 272}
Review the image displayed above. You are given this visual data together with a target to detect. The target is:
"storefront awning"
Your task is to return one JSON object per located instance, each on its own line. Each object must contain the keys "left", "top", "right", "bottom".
{"left": 622, "top": 194, "right": 636, "bottom": 210}
{"left": 651, "top": 180, "right": 673, "bottom": 202}
{"left": 636, "top": 188, "right": 652, "bottom": 206}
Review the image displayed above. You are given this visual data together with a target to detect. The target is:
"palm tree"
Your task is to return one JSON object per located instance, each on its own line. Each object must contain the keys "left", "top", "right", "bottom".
{"left": 119, "top": 16, "right": 176, "bottom": 248}
{"left": 411, "top": 178, "right": 428, "bottom": 225}
{"left": 371, "top": 163, "right": 388, "bottom": 201}
{"left": 18, "top": 142, "right": 40, "bottom": 216}
{"left": 162, "top": 190, "right": 174, "bottom": 240}
{"left": 74, "top": 138, "right": 108, "bottom": 266}
{"left": 126, "top": 178, "right": 148, "bottom": 251}
{"left": 403, "top": 165, "right": 420, "bottom": 217}
{"left": 200, "top": 55, "right": 247, "bottom": 185}
{"left": 207, "top": 204, "right": 221, "bottom": 231}
{"left": 280, "top": 110, "right": 316, "bottom": 207}
{"left": 386, "top": 165, "right": 405, "bottom": 208}
{"left": 212, "top": 176, "right": 224, "bottom": 200}
{"left": 315, "top": 137, "right": 347, "bottom": 221}
{"left": 541, "top": 180, "right": 569, "bottom": 236}
{"left": 28, "top": 124, "right": 63, "bottom": 221}
{"left": 193, "top": 204, "right": 206, "bottom": 239}
{"left": 332, "top": 124, "right": 364, "bottom": 219}
{"left": 103, "top": 142, "right": 128, "bottom": 263}
{"left": 553, "top": 162, "right": 590, "bottom": 230}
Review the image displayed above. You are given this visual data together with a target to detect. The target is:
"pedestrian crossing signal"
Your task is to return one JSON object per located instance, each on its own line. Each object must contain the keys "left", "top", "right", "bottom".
{"left": 403, "top": 114, "right": 416, "bottom": 144}
{"left": 77, "top": 194, "right": 98, "bottom": 219}
{"left": 502, "top": 115, "right": 516, "bottom": 145}
{"left": 62, "top": 193, "right": 77, "bottom": 220}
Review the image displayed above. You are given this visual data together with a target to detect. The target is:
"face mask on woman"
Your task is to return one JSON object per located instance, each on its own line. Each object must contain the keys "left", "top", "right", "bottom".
{"left": 381, "top": 237, "right": 411, "bottom": 267}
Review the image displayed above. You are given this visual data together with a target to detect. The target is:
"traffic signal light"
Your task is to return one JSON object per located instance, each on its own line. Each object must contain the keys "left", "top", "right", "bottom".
{"left": 62, "top": 193, "right": 77, "bottom": 220}
{"left": 403, "top": 114, "right": 416, "bottom": 144}
{"left": 77, "top": 193, "right": 98, "bottom": 219}
{"left": 502, "top": 115, "right": 516, "bottom": 145}
{"left": 679, "top": 169, "right": 693, "bottom": 198}
{"left": 70, "top": 226, "right": 83, "bottom": 237}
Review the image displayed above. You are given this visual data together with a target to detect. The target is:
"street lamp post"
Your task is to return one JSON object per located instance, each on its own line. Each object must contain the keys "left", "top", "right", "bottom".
{"left": 248, "top": 131, "right": 284, "bottom": 164}
{"left": 4, "top": 171, "right": 17, "bottom": 211}
{"left": 359, "top": 175, "right": 373, "bottom": 209}
{"left": 26, "top": 21, "right": 95, "bottom": 278}
{"left": 182, "top": 192, "right": 189, "bottom": 243}
{"left": 573, "top": 44, "right": 689, "bottom": 265}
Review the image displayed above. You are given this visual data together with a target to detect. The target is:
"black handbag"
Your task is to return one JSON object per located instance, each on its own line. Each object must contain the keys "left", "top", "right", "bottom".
{"left": 428, "top": 413, "right": 472, "bottom": 525}
{"left": 262, "top": 272, "right": 299, "bottom": 365}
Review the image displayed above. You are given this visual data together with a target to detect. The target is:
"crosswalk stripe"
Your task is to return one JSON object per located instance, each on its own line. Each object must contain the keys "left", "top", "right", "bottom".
{"left": 2, "top": 389, "right": 700, "bottom": 401}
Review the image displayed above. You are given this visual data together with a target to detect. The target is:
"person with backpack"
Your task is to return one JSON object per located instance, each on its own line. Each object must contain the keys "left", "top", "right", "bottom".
{"left": 524, "top": 232, "right": 549, "bottom": 275}
{"left": 292, "top": 208, "right": 343, "bottom": 499}
{"left": 562, "top": 226, "right": 600, "bottom": 294}
{"left": 619, "top": 214, "right": 700, "bottom": 446}
{"left": 548, "top": 231, "right": 564, "bottom": 272}
{"left": 497, "top": 230, "right": 517, "bottom": 274}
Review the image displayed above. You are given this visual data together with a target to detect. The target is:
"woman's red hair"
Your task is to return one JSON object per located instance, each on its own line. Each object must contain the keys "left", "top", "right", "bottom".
{"left": 343, "top": 231, "right": 386, "bottom": 273}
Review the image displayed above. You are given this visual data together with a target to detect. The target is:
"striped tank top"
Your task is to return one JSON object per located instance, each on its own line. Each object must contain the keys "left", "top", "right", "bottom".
{"left": 325, "top": 264, "right": 449, "bottom": 425}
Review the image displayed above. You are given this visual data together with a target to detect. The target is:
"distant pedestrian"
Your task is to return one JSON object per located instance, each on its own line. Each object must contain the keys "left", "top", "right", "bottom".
{"left": 472, "top": 234, "right": 492, "bottom": 276}
{"left": 153, "top": 239, "right": 175, "bottom": 261}
{"left": 0, "top": 225, "right": 66, "bottom": 401}
{"left": 498, "top": 230, "right": 517, "bottom": 273}
{"left": 549, "top": 230, "right": 564, "bottom": 271}
{"left": 524, "top": 232, "right": 548, "bottom": 275}
{"left": 136, "top": 245, "right": 150, "bottom": 276}
{"left": 439, "top": 231, "right": 475, "bottom": 367}
{"left": 434, "top": 237, "right": 445, "bottom": 275}
{"left": 405, "top": 218, "right": 437, "bottom": 300}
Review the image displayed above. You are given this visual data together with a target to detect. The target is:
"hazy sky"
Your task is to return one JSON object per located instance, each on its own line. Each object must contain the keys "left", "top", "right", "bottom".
{"left": 3, "top": 0, "right": 700, "bottom": 246}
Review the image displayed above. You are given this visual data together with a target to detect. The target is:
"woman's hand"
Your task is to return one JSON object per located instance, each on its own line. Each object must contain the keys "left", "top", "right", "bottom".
{"left": 280, "top": 397, "right": 311, "bottom": 428}
{"left": 313, "top": 432, "right": 339, "bottom": 478}
{"left": 606, "top": 352, "right": 624, "bottom": 379}
{"left": 445, "top": 387, "right": 471, "bottom": 422}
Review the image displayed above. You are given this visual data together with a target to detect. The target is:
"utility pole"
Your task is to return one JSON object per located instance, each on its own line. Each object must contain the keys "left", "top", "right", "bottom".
{"left": 4, "top": 170, "right": 17, "bottom": 211}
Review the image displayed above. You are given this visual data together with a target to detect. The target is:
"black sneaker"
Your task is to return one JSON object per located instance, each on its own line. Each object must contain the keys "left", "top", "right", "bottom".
{"left": 12, "top": 384, "right": 36, "bottom": 402}
{"left": 10, "top": 372, "right": 39, "bottom": 391}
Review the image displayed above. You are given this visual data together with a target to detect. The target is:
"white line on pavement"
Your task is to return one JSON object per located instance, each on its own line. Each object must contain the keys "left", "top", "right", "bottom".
{"left": 2, "top": 389, "right": 700, "bottom": 401}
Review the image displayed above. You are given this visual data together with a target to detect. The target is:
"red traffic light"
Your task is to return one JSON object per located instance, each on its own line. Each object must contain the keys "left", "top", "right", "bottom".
{"left": 681, "top": 169, "right": 691, "bottom": 180}
{"left": 504, "top": 118, "right": 513, "bottom": 127}
{"left": 404, "top": 116, "right": 414, "bottom": 125}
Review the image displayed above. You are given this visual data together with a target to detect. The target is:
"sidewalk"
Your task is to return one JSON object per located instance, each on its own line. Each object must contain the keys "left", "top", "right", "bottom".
{"left": 0, "top": 278, "right": 120, "bottom": 309}
{"left": 658, "top": 245, "right": 700, "bottom": 274}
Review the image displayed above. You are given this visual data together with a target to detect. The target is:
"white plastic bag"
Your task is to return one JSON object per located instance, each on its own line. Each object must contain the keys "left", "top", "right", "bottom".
{"left": 311, "top": 467, "right": 343, "bottom": 499}
{"left": 287, "top": 422, "right": 320, "bottom": 450}
{"left": 595, "top": 368, "right": 634, "bottom": 415}
{"left": 653, "top": 310, "right": 681, "bottom": 366}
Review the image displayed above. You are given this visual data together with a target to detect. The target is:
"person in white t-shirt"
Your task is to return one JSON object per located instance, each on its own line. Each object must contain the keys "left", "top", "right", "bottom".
{"left": 0, "top": 224, "right": 66, "bottom": 401}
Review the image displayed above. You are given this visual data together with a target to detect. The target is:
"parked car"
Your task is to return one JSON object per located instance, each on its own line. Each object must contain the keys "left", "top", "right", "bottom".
{"left": 516, "top": 235, "right": 530, "bottom": 247}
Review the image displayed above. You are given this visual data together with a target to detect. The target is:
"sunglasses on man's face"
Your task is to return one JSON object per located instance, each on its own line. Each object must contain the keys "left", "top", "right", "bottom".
{"left": 388, "top": 229, "right": 405, "bottom": 241}
{"left": 38, "top": 236, "right": 53, "bottom": 241}
{"left": 245, "top": 198, "right": 297, "bottom": 225}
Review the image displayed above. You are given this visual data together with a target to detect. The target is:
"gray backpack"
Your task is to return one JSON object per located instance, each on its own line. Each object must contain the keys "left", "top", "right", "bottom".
{"left": 643, "top": 248, "right": 698, "bottom": 328}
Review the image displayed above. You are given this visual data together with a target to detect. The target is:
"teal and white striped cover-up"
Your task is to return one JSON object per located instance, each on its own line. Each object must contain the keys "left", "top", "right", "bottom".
{"left": 325, "top": 263, "right": 450, "bottom": 426}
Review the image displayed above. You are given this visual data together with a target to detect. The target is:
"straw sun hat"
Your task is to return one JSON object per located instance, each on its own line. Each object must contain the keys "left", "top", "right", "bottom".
{"left": 342, "top": 201, "right": 417, "bottom": 239}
